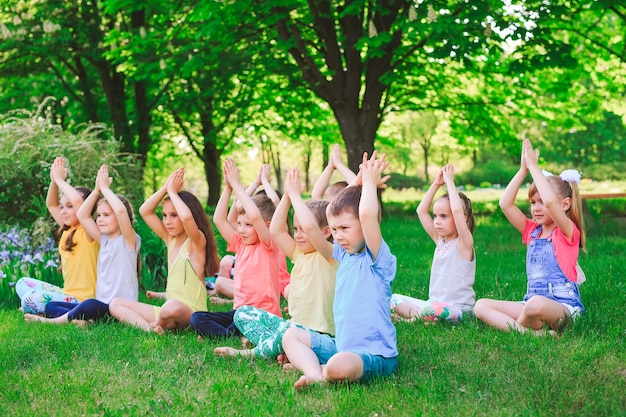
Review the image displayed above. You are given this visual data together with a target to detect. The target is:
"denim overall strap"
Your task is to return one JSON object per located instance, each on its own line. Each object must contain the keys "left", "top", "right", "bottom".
{"left": 524, "top": 226, "right": 585, "bottom": 313}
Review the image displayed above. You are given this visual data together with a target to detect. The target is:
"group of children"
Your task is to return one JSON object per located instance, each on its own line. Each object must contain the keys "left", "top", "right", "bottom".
{"left": 16, "top": 139, "right": 587, "bottom": 388}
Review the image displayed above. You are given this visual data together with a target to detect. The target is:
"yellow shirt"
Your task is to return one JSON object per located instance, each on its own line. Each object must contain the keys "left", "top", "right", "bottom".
{"left": 288, "top": 248, "right": 338, "bottom": 335}
{"left": 165, "top": 238, "right": 208, "bottom": 312}
{"left": 59, "top": 225, "right": 99, "bottom": 301}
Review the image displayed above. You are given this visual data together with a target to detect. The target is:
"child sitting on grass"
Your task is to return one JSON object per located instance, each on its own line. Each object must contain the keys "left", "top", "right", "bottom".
{"left": 214, "top": 167, "right": 337, "bottom": 359}
{"left": 25, "top": 164, "right": 139, "bottom": 326}
{"left": 281, "top": 151, "right": 397, "bottom": 389}
{"left": 474, "top": 139, "right": 586, "bottom": 336}
{"left": 190, "top": 158, "right": 282, "bottom": 338}
{"left": 109, "top": 168, "right": 219, "bottom": 333}
{"left": 390, "top": 164, "right": 476, "bottom": 324}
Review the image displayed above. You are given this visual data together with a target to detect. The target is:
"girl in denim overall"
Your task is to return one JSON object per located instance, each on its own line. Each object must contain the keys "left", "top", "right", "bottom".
{"left": 474, "top": 139, "right": 586, "bottom": 336}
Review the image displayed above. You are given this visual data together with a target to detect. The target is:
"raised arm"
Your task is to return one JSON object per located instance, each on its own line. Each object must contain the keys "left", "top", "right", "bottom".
{"left": 417, "top": 168, "right": 444, "bottom": 243}
{"left": 227, "top": 170, "right": 260, "bottom": 228}
{"left": 47, "top": 157, "right": 84, "bottom": 226}
{"left": 226, "top": 158, "right": 271, "bottom": 245}
{"left": 442, "top": 165, "right": 474, "bottom": 259}
{"left": 286, "top": 168, "right": 334, "bottom": 261}
{"left": 524, "top": 139, "right": 574, "bottom": 239}
{"left": 76, "top": 173, "right": 101, "bottom": 243}
{"left": 139, "top": 171, "right": 171, "bottom": 242}
{"left": 46, "top": 157, "right": 65, "bottom": 226}
{"left": 98, "top": 165, "right": 137, "bottom": 251}
{"left": 214, "top": 164, "right": 237, "bottom": 245}
{"left": 331, "top": 144, "right": 357, "bottom": 185}
{"left": 167, "top": 168, "right": 206, "bottom": 247}
{"left": 260, "top": 164, "right": 280, "bottom": 207}
{"left": 311, "top": 154, "right": 336, "bottom": 200}
{"left": 359, "top": 151, "right": 390, "bottom": 261}
{"left": 499, "top": 141, "right": 530, "bottom": 234}
{"left": 270, "top": 183, "right": 296, "bottom": 259}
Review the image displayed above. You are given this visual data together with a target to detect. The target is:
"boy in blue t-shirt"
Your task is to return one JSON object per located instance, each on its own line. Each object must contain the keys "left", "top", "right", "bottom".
{"left": 281, "top": 151, "right": 398, "bottom": 389}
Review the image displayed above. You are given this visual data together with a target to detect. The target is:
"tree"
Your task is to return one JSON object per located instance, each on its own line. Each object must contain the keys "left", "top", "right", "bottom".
{"left": 225, "top": 0, "right": 524, "bottom": 172}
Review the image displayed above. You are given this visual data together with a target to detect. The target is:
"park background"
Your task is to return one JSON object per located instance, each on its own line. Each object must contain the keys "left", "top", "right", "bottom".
{"left": 1, "top": 1, "right": 625, "bottom": 416}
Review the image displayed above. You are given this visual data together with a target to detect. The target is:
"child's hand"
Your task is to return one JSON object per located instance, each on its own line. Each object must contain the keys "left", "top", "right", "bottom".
{"left": 360, "top": 151, "right": 390, "bottom": 187}
{"left": 330, "top": 144, "right": 344, "bottom": 169}
{"left": 283, "top": 167, "right": 302, "bottom": 197}
{"left": 96, "top": 164, "right": 112, "bottom": 191}
{"left": 167, "top": 167, "right": 185, "bottom": 195}
{"left": 433, "top": 168, "right": 445, "bottom": 187}
{"left": 224, "top": 158, "right": 241, "bottom": 188}
{"left": 260, "top": 164, "right": 272, "bottom": 184}
{"left": 50, "top": 157, "right": 68, "bottom": 183}
{"left": 442, "top": 164, "right": 455, "bottom": 186}
{"left": 523, "top": 139, "right": 539, "bottom": 170}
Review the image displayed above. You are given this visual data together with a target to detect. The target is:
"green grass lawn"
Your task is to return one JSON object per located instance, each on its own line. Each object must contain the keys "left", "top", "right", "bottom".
{"left": 2, "top": 206, "right": 625, "bottom": 416}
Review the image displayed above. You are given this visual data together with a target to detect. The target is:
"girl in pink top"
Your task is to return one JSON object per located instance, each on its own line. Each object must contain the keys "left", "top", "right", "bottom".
{"left": 474, "top": 139, "right": 586, "bottom": 336}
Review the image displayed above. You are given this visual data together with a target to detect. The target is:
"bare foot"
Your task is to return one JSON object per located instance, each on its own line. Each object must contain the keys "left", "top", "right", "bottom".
{"left": 146, "top": 291, "right": 157, "bottom": 299}
{"left": 209, "top": 296, "right": 233, "bottom": 305}
{"left": 294, "top": 375, "right": 324, "bottom": 390}
{"left": 241, "top": 337, "right": 251, "bottom": 348}
{"left": 277, "top": 353, "right": 289, "bottom": 366}
{"left": 214, "top": 346, "right": 240, "bottom": 357}
{"left": 282, "top": 362, "right": 297, "bottom": 372}
{"left": 72, "top": 319, "right": 91, "bottom": 328}
{"left": 390, "top": 312, "right": 417, "bottom": 323}
{"left": 154, "top": 325, "right": 165, "bottom": 335}
{"left": 24, "top": 313, "right": 47, "bottom": 323}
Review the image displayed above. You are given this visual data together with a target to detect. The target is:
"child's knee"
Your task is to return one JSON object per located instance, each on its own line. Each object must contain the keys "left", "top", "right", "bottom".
{"left": 522, "top": 296, "right": 550, "bottom": 317}
{"left": 282, "top": 326, "right": 308, "bottom": 346}
{"left": 473, "top": 299, "right": 490, "bottom": 318}
{"left": 325, "top": 353, "right": 362, "bottom": 382}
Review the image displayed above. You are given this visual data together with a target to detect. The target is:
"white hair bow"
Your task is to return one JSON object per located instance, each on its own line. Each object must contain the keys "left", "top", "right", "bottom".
{"left": 542, "top": 169, "right": 581, "bottom": 184}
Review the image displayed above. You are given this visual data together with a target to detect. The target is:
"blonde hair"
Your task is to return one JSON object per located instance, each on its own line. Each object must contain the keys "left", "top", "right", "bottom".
{"left": 528, "top": 176, "right": 586, "bottom": 251}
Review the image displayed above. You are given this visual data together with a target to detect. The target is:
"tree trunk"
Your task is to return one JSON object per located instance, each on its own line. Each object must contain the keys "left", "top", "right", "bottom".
{"left": 203, "top": 141, "right": 222, "bottom": 207}
{"left": 131, "top": 10, "right": 151, "bottom": 168}
{"left": 333, "top": 106, "right": 379, "bottom": 173}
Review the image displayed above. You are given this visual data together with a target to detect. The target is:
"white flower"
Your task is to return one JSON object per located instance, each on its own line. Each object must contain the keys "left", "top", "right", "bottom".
{"left": 541, "top": 169, "right": 555, "bottom": 177}
{"left": 560, "top": 169, "right": 581, "bottom": 184}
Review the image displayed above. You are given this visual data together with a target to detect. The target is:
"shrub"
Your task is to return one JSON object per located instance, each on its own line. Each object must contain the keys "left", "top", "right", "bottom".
{"left": 0, "top": 226, "right": 62, "bottom": 309}
{"left": 581, "top": 162, "right": 626, "bottom": 181}
{"left": 386, "top": 172, "right": 428, "bottom": 190}
{"left": 456, "top": 160, "right": 518, "bottom": 188}
{"left": 0, "top": 99, "right": 144, "bottom": 228}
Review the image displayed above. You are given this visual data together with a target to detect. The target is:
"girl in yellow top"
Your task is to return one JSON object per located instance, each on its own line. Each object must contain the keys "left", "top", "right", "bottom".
{"left": 214, "top": 167, "right": 337, "bottom": 359}
{"left": 109, "top": 167, "right": 220, "bottom": 333}
{"left": 16, "top": 157, "right": 99, "bottom": 314}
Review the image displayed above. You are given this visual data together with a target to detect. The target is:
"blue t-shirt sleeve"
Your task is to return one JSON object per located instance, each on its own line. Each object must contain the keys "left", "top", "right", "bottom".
{"left": 332, "top": 241, "right": 347, "bottom": 262}
{"left": 368, "top": 239, "right": 396, "bottom": 285}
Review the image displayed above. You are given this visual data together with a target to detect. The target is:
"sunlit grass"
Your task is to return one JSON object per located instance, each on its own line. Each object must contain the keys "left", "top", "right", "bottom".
{"left": 1, "top": 197, "right": 625, "bottom": 416}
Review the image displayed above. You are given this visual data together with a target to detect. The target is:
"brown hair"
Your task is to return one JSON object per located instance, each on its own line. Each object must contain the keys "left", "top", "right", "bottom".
{"left": 325, "top": 181, "right": 348, "bottom": 200}
{"left": 305, "top": 199, "right": 333, "bottom": 242}
{"left": 327, "top": 185, "right": 381, "bottom": 223}
{"left": 168, "top": 191, "right": 220, "bottom": 276}
{"left": 98, "top": 194, "right": 135, "bottom": 224}
{"left": 438, "top": 192, "right": 475, "bottom": 234}
{"left": 238, "top": 193, "right": 276, "bottom": 222}
{"left": 528, "top": 176, "right": 586, "bottom": 251}
{"left": 59, "top": 186, "right": 92, "bottom": 252}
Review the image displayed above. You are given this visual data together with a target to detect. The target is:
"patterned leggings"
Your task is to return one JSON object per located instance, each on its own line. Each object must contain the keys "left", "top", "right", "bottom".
{"left": 15, "top": 277, "right": 78, "bottom": 314}
{"left": 234, "top": 305, "right": 306, "bottom": 359}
